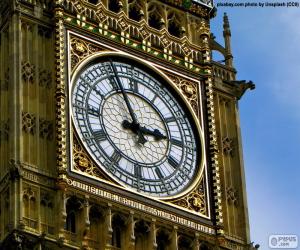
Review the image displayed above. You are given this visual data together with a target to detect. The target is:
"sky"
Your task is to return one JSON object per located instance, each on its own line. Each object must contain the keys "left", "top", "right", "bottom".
{"left": 210, "top": 2, "right": 300, "bottom": 249}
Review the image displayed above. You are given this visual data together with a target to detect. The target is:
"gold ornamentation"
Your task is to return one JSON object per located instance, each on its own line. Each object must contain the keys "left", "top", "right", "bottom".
{"left": 181, "top": 43, "right": 192, "bottom": 56}
{"left": 55, "top": 6, "right": 68, "bottom": 174}
{"left": 73, "top": 136, "right": 111, "bottom": 181}
{"left": 22, "top": 61, "right": 35, "bottom": 84}
{"left": 204, "top": 76, "right": 224, "bottom": 230}
{"left": 160, "top": 34, "right": 172, "bottom": 48}
{"left": 62, "top": 0, "right": 207, "bottom": 67}
{"left": 139, "top": 25, "right": 151, "bottom": 40}
{"left": 166, "top": 74, "right": 199, "bottom": 116}
{"left": 22, "top": 112, "right": 36, "bottom": 134}
{"left": 70, "top": 36, "right": 106, "bottom": 71}
{"left": 118, "top": 16, "right": 129, "bottom": 32}
{"left": 172, "top": 176, "right": 207, "bottom": 215}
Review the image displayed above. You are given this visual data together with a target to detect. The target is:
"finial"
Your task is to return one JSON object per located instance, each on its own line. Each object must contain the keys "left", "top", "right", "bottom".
{"left": 223, "top": 12, "right": 230, "bottom": 33}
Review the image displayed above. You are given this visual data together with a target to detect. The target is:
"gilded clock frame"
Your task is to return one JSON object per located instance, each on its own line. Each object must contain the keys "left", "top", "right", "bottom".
{"left": 67, "top": 30, "right": 211, "bottom": 219}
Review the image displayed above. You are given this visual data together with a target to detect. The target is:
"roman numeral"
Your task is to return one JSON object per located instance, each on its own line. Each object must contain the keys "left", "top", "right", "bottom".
{"left": 168, "top": 156, "right": 179, "bottom": 169}
{"left": 87, "top": 105, "right": 99, "bottom": 117}
{"left": 150, "top": 93, "right": 158, "bottom": 104}
{"left": 111, "top": 150, "right": 121, "bottom": 163}
{"left": 134, "top": 164, "right": 142, "bottom": 179}
{"left": 93, "top": 130, "right": 106, "bottom": 141}
{"left": 170, "top": 138, "right": 183, "bottom": 147}
{"left": 164, "top": 117, "right": 176, "bottom": 123}
{"left": 129, "top": 80, "right": 138, "bottom": 92}
{"left": 92, "top": 86, "right": 104, "bottom": 98}
{"left": 109, "top": 76, "right": 119, "bottom": 90}
{"left": 155, "top": 167, "right": 164, "bottom": 179}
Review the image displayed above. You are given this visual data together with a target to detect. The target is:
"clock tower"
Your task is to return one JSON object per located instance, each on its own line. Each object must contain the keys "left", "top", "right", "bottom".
{"left": 0, "top": 0, "right": 257, "bottom": 249}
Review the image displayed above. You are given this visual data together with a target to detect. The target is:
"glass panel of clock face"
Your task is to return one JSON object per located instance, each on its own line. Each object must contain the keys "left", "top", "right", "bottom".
{"left": 71, "top": 59, "right": 199, "bottom": 198}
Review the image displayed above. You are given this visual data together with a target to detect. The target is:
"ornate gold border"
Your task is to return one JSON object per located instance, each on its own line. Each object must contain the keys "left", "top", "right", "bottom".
{"left": 69, "top": 50, "right": 205, "bottom": 200}
{"left": 67, "top": 31, "right": 211, "bottom": 217}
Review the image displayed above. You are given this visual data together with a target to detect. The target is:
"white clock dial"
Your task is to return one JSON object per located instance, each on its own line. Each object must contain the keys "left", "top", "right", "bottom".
{"left": 71, "top": 57, "right": 200, "bottom": 198}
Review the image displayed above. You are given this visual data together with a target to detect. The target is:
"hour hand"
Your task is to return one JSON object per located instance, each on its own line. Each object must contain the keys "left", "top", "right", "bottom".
{"left": 139, "top": 126, "right": 167, "bottom": 141}
{"left": 122, "top": 120, "right": 167, "bottom": 141}
{"left": 122, "top": 120, "right": 148, "bottom": 144}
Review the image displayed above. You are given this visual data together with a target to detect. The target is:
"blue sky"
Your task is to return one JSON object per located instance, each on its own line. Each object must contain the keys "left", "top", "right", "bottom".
{"left": 211, "top": 3, "right": 300, "bottom": 249}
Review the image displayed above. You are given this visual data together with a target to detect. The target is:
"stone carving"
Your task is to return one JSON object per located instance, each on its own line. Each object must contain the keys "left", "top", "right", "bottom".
{"left": 22, "top": 61, "right": 35, "bottom": 84}
{"left": 41, "top": 191, "right": 53, "bottom": 207}
{"left": 63, "top": 0, "right": 207, "bottom": 70}
{"left": 73, "top": 136, "right": 111, "bottom": 181}
{"left": 55, "top": 7, "right": 68, "bottom": 174}
{"left": 222, "top": 136, "right": 233, "bottom": 156}
{"left": 38, "top": 25, "right": 52, "bottom": 38}
{"left": 173, "top": 176, "right": 207, "bottom": 215}
{"left": 166, "top": 74, "right": 199, "bottom": 116}
{"left": 23, "top": 187, "right": 35, "bottom": 201}
{"left": 226, "top": 186, "right": 238, "bottom": 206}
{"left": 39, "top": 69, "right": 52, "bottom": 88}
{"left": 0, "top": 120, "right": 9, "bottom": 142}
{"left": 70, "top": 36, "right": 107, "bottom": 70}
{"left": 39, "top": 118, "right": 53, "bottom": 140}
{"left": 22, "top": 112, "right": 36, "bottom": 134}
{"left": 204, "top": 76, "right": 223, "bottom": 230}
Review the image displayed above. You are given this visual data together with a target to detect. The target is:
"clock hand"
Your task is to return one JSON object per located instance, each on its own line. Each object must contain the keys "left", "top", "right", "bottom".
{"left": 140, "top": 126, "right": 167, "bottom": 141}
{"left": 109, "top": 60, "right": 147, "bottom": 144}
{"left": 122, "top": 120, "right": 167, "bottom": 141}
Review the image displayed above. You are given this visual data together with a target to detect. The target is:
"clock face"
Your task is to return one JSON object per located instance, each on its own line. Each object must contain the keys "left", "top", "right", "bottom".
{"left": 71, "top": 57, "right": 201, "bottom": 198}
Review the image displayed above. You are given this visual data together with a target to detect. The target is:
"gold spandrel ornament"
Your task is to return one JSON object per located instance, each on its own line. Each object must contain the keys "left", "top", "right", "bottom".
{"left": 171, "top": 176, "right": 208, "bottom": 215}
{"left": 166, "top": 74, "right": 199, "bottom": 117}
{"left": 70, "top": 36, "right": 108, "bottom": 71}
{"left": 73, "top": 135, "right": 112, "bottom": 182}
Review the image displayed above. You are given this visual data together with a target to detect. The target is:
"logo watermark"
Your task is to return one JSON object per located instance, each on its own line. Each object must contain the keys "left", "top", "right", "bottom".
{"left": 269, "top": 235, "right": 298, "bottom": 249}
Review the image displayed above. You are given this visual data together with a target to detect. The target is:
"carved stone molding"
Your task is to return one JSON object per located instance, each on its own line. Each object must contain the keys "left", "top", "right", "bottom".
{"left": 172, "top": 176, "right": 207, "bottom": 216}
{"left": 22, "top": 61, "right": 35, "bottom": 85}
{"left": 39, "top": 118, "right": 53, "bottom": 140}
{"left": 22, "top": 111, "right": 36, "bottom": 134}
{"left": 55, "top": 6, "right": 68, "bottom": 174}
{"left": 204, "top": 76, "right": 224, "bottom": 232}
{"left": 23, "top": 186, "right": 36, "bottom": 200}
{"left": 63, "top": 0, "right": 208, "bottom": 73}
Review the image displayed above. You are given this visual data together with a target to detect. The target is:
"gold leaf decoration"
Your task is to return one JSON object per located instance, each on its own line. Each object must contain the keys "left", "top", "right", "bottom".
{"left": 172, "top": 175, "right": 207, "bottom": 215}
{"left": 70, "top": 36, "right": 107, "bottom": 71}
{"left": 73, "top": 135, "right": 112, "bottom": 182}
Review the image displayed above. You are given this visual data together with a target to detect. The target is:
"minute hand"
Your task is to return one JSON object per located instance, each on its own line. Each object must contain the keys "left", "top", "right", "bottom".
{"left": 109, "top": 60, "right": 147, "bottom": 144}
{"left": 109, "top": 60, "right": 139, "bottom": 125}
